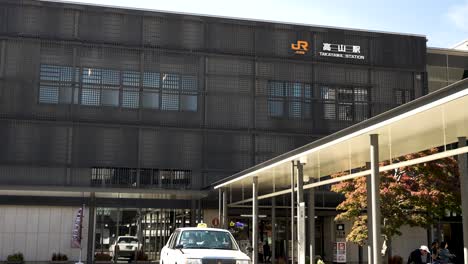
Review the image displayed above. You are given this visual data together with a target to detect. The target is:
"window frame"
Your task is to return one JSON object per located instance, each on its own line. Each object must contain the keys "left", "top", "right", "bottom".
{"left": 38, "top": 64, "right": 199, "bottom": 112}
{"left": 267, "top": 80, "right": 313, "bottom": 119}
{"left": 320, "top": 85, "right": 370, "bottom": 122}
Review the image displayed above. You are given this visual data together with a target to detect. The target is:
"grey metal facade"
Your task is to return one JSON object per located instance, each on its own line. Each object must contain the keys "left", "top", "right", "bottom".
{"left": 427, "top": 47, "right": 468, "bottom": 93}
{"left": 0, "top": 0, "right": 426, "bottom": 196}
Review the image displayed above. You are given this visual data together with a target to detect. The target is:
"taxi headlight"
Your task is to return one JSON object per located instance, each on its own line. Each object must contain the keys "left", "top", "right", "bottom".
{"left": 186, "top": 259, "right": 202, "bottom": 264}
{"left": 236, "top": 260, "right": 250, "bottom": 264}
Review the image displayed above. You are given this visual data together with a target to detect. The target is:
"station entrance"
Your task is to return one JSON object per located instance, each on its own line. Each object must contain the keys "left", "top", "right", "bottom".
{"left": 94, "top": 207, "right": 202, "bottom": 261}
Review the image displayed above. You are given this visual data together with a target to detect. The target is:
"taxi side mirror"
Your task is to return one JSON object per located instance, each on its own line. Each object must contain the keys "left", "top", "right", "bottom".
{"left": 175, "top": 244, "right": 184, "bottom": 249}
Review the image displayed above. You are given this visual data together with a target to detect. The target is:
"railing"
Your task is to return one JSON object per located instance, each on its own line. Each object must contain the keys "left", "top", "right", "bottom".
{"left": 90, "top": 168, "right": 192, "bottom": 189}
{"left": 0, "top": 166, "right": 193, "bottom": 190}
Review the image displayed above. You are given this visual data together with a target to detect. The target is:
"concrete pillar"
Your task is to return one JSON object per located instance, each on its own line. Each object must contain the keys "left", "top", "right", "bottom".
{"left": 252, "top": 176, "right": 259, "bottom": 264}
{"left": 308, "top": 189, "right": 315, "bottom": 264}
{"left": 458, "top": 137, "right": 468, "bottom": 264}
{"left": 272, "top": 196, "right": 276, "bottom": 264}
{"left": 370, "top": 134, "right": 381, "bottom": 264}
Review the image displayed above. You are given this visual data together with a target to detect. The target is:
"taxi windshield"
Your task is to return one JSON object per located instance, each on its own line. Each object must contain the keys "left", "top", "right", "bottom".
{"left": 177, "top": 230, "right": 238, "bottom": 250}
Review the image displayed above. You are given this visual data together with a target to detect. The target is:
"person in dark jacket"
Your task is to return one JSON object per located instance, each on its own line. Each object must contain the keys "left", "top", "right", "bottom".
{"left": 407, "top": 245, "right": 430, "bottom": 264}
{"left": 263, "top": 241, "right": 271, "bottom": 262}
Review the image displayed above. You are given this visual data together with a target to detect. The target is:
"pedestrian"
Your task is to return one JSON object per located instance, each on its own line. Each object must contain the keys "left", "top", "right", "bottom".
{"left": 438, "top": 241, "right": 455, "bottom": 264}
{"left": 430, "top": 241, "right": 440, "bottom": 263}
{"left": 407, "top": 245, "right": 430, "bottom": 264}
{"left": 315, "top": 255, "right": 324, "bottom": 264}
{"left": 258, "top": 240, "right": 264, "bottom": 263}
{"left": 263, "top": 241, "right": 271, "bottom": 262}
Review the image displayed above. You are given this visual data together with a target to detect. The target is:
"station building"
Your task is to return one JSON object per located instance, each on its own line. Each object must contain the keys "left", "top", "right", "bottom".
{"left": 0, "top": 0, "right": 455, "bottom": 263}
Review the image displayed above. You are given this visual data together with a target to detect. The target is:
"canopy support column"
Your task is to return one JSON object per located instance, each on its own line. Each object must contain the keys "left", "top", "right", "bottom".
{"left": 308, "top": 188, "right": 315, "bottom": 264}
{"left": 458, "top": 137, "right": 468, "bottom": 264}
{"left": 218, "top": 188, "right": 222, "bottom": 227}
{"left": 252, "top": 176, "right": 259, "bottom": 264}
{"left": 370, "top": 134, "right": 381, "bottom": 264}
{"left": 296, "top": 161, "right": 306, "bottom": 264}
{"left": 222, "top": 189, "right": 228, "bottom": 229}
{"left": 272, "top": 196, "right": 276, "bottom": 264}
{"left": 366, "top": 162, "right": 373, "bottom": 264}
{"left": 290, "top": 161, "right": 295, "bottom": 264}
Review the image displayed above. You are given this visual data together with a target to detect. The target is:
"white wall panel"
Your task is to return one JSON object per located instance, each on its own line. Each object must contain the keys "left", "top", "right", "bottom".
{"left": 25, "top": 232, "right": 38, "bottom": 261}
{"left": 26, "top": 208, "right": 39, "bottom": 233}
{"left": 0, "top": 206, "right": 88, "bottom": 261}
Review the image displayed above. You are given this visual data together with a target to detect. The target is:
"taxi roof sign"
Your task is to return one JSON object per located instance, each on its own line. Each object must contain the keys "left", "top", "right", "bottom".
{"left": 197, "top": 223, "right": 207, "bottom": 228}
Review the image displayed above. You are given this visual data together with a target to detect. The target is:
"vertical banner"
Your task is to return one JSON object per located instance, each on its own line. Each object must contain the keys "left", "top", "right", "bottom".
{"left": 72, "top": 206, "right": 84, "bottom": 248}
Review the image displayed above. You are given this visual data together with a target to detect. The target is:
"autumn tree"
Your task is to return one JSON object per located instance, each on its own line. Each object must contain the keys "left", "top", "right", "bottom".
{"left": 331, "top": 148, "right": 461, "bottom": 252}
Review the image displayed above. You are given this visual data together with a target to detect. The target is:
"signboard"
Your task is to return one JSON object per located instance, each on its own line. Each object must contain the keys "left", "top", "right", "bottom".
{"left": 332, "top": 242, "right": 347, "bottom": 263}
{"left": 291, "top": 40, "right": 309, "bottom": 55}
{"left": 71, "top": 206, "right": 84, "bottom": 248}
{"left": 319, "top": 42, "right": 365, "bottom": 60}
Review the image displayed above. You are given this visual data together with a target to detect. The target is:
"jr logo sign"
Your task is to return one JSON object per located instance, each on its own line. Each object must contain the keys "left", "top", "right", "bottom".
{"left": 291, "top": 40, "right": 309, "bottom": 54}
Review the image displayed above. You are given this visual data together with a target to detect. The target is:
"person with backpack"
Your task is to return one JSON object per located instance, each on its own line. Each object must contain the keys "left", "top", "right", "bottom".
{"left": 407, "top": 245, "right": 430, "bottom": 264}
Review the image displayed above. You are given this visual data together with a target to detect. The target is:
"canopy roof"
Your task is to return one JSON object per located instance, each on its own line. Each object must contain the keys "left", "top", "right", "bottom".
{"left": 214, "top": 79, "right": 468, "bottom": 202}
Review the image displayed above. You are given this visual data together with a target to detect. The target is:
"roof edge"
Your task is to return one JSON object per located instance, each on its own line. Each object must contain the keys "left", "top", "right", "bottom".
{"left": 38, "top": 0, "right": 426, "bottom": 38}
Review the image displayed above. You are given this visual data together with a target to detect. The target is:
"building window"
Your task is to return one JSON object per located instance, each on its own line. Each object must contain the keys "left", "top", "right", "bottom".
{"left": 82, "top": 68, "right": 120, "bottom": 106}
{"left": 39, "top": 64, "right": 79, "bottom": 104}
{"left": 91, "top": 167, "right": 191, "bottom": 189}
{"left": 321, "top": 86, "right": 369, "bottom": 121}
{"left": 122, "top": 71, "right": 140, "bottom": 108}
{"left": 142, "top": 72, "right": 160, "bottom": 109}
{"left": 161, "top": 74, "right": 198, "bottom": 112}
{"left": 395, "top": 89, "right": 413, "bottom": 105}
{"left": 267, "top": 81, "right": 312, "bottom": 119}
{"left": 38, "top": 64, "right": 198, "bottom": 112}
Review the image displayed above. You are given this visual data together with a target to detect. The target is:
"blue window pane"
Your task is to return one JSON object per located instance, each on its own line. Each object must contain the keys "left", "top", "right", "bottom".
{"left": 101, "top": 89, "right": 119, "bottom": 106}
{"left": 59, "top": 86, "right": 73, "bottom": 104}
{"left": 162, "top": 74, "right": 179, "bottom": 90}
{"left": 269, "top": 101, "right": 284, "bottom": 117}
{"left": 181, "top": 95, "right": 197, "bottom": 111}
{"left": 268, "top": 81, "right": 284, "bottom": 96}
{"left": 40, "top": 65, "right": 61, "bottom": 82}
{"left": 81, "top": 88, "right": 100, "bottom": 106}
{"left": 102, "top": 69, "right": 120, "bottom": 85}
{"left": 289, "top": 101, "right": 301, "bottom": 118}
{"left": 39, "top": 85, "right": 59, "bottom": 104}
{"left": 305, "top": 84, "right": 312, "bottom": 98}
{"left": 82, "top": 68, "right": 101, "bottom": 84}
{"left": 122, "top": 89, "right": 140, "bottom": 108}
{"left": 142, "top": 92, "right": 159, "bottom": 109}
{"left": 287, "top": 83, "right": 302, "bottom": 97}
{"left": 143, "top": 72, "right": 160, "bottom": 88}
{"left": 162, "top": 93, "right": 179, "bottom": 111}
{"left": 123, "top": 71, "right": 140, "bottom": 87}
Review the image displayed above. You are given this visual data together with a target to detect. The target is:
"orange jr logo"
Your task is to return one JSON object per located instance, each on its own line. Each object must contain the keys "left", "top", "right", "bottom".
{"left": 291, "top": 40, "right": 309, "bottom": 54}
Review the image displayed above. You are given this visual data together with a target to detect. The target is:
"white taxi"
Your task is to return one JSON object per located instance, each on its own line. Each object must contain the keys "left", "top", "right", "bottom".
{"left": 160, "top": 224, "right": 251, "bottom": 264}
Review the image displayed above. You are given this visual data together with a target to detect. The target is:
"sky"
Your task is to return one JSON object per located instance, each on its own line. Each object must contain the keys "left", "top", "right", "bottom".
{"left": 59, "top": 0, "right": 468, "bottom": 48}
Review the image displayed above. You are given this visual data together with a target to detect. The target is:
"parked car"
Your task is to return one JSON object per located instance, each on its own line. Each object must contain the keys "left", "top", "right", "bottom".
{"left": 160, "top": 224, "right": 251, "bottom": 264}
{"left": 109, "top": 236, "right": 141, "bottom": 261}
